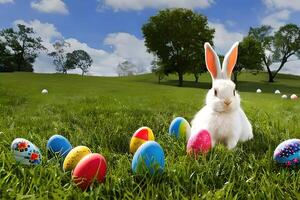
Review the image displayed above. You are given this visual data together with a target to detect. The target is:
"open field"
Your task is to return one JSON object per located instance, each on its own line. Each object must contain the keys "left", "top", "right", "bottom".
{"left": 0, "top": 72, "right": 300, "bottom": 199}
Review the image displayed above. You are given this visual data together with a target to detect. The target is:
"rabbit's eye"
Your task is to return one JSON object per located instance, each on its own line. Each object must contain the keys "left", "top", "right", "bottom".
{"left": 214, "top": 89, "right": 218, "bottom": 96}
{"left": 233, "top": 90, "right": 236, "bottom": 96}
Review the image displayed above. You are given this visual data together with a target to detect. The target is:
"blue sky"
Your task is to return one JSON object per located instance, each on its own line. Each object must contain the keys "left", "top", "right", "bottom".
{"left": 0, "top": 0, "right": 300, "bottom": 75}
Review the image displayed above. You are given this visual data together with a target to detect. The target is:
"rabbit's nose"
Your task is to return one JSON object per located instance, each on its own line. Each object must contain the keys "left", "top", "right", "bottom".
{"left": 224, "top": 100, "right": 232, "bottom": 106}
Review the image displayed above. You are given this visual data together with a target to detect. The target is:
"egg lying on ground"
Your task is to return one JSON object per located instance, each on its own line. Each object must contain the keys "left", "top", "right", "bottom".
{"left": 187, "top": 129, "right": 212, "bottom": 157}
{"left": 72, "top": 153, "right": 107, "bottom": 190}
{"left": 47, "top": 135, "right": 72, "bottom": 158}
{"left": 11, "top": 138, "right": 42, "bottom": 165}
{"left": 256, "top": 89, "right": 262, "bottom": 93}
{"left": 275, "top": 90, "right": 281, "bottom": 94}
{"left": 41, "top": 89, "right": 48, "bottom": 94}
{"left": 63, "top": 146, "right": 91, "bottom": 171}
{"left": 169, "top": 117, "right": 191, "bottom": 139}
{"left": 291, "top": 94, "right": 298, "bottom": 100}
{"left": 282, "top": 94, "right": 288, "bottom": 99}
{"left": 273, "top": 139, "right": 300, "bottom": 167}
{"left": 132, "top": 141, "right": 165, "bottom": 175}
{"left": 130, "top": 127, "right": 155, "bottom": 154}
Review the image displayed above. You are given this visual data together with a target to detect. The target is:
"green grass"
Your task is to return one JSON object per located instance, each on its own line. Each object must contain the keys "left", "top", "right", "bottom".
{"left": 0, "top": 72, "right": 299, "bottom": 199}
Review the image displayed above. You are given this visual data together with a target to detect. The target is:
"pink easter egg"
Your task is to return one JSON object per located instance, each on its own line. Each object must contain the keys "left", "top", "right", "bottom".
{"left": 187, "top": 129, "right": 212, "bottom": 157}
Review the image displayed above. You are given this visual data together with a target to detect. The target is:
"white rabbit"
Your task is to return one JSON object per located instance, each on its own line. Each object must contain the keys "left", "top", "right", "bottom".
{"left": 190, "top": 42, "right": 253, "bottom": 149}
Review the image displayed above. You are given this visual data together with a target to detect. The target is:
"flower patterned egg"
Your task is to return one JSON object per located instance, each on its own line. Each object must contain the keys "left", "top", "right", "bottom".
{"left": 273, "top": 139, "right": 300, "bottom": 167}
{"left": 11, "top": 138, "right": 42, "bottom": 165}
{"left": 63, "top": 146, "right": 91, "bottom": 171}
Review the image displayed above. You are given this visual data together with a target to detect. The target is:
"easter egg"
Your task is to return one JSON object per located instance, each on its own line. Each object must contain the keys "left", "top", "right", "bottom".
{"left": 47, "top": 134, "right": 72, "bottom": 158}
{"left": 169, "top": 117, "right": 191, "bottom": 139}
{"left": 273, "top": 139, "right": 300, "bottom": 167}
{"left": 130, "top": 127, "right": 155, "bottom": 154}
{"left": 11, "top": 138, "right": 42, "bottom": 165}
{"left": 256, "top": 89, "right": 262, "bottom": 93}
{"left": 72, "top": 153, "right": 107, "bottom": 190}
{"left": 291, "top": 94, "right": 298, "bottom": 100}
{"left": 132, "top": 141, "right": 165, "bottom": 175}
{"left": 41, "top": 89, "right": 48, "bottom": 94}
{"left": 282, "top": 94, "right": 287, "bottom": 99}
{"left": 275, "top": 90, "right": 280, "bottom": 94}
{"left": 187, "top": 129, "right": 212, "bottom": 157}
{"left": 63, "top": 146, "right": 91, "bottom": 171}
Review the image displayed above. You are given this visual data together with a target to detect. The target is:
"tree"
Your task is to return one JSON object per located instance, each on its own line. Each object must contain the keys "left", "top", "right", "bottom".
{"left": 234, "top": 36, "right": 264, "bottom": 83}
{"left": 271, "top": 24, "right": 300, "bottom": 81}
{"left": 0, "top": 24, "right": 45, "bottom": 72}
{"left": 48, "top": 40, "right": 74, "bottom": 74}
{"left": 248, "top": 25, "right": 274, "bottom": 82}
{"left": 142, "top": 8, "right": 214, "bottom": 86}
{"left": 249, "top": 24, "right": 300, "bottom": 82}
{"left": 116, "top": 61, "right": 137, "bottom": 76}
{"left": 66, "top": 50, "right": 93, "bottom": 75}
{"left": 151, "top": 59, "right": 165, "bottom": 83}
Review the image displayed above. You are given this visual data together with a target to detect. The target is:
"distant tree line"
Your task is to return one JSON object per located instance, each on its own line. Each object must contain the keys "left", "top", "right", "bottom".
{"left": 142, "top": 8, "right": 300, "bottom": 85}
{"left": 0, "top": 24, "right": 93, "bottom": 75}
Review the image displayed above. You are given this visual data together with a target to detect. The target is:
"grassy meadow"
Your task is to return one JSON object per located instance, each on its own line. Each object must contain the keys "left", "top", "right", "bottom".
{"left": 0, "top": 72, "right": 300, "bottom": 199}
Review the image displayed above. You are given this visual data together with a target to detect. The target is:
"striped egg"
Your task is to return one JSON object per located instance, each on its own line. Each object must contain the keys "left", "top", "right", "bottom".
{"left": 273, "top": 139, "right": 300, "bottom": 167}
{"left": 169, "top": 117, "right": 191, "bottom": 139}
{"left": 130, "top": 127, "right": 155, "bottom": 154}
{"left": 11, "top": 138, "right": 42, "bottom": 165}
{"left": 63, "top": 146, "right": 91, "bottom": 171}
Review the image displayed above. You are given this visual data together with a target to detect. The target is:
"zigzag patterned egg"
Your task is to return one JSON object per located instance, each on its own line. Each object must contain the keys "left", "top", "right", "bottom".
{"left": 273, "top": 139, "right": 300, "bottom": 167}
{"left": 11, "top": 138, "right": 42, "bottom": 165}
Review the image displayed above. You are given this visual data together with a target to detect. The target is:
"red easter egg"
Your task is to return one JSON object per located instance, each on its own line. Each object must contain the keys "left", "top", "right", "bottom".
{"left": 72, "top": 153, "right": 107, "bottom": 190}
{"left": 187, "top": 129, "right": 212, "bottom": 157}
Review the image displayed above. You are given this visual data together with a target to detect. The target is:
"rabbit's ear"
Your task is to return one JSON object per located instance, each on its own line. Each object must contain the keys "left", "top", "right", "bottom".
{"left": 222, "top": 42, "right": 239, "bottom": 79}
{"left": 204, "top": 42, "right": 222, "bottom": 80}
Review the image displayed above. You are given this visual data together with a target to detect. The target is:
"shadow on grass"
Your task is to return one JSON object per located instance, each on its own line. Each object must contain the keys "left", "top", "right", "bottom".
{"left": 158, "top": 79, "right": 300, "bottom": 94}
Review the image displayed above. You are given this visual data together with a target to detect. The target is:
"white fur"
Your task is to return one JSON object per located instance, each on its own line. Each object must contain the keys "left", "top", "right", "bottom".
{"left": 190, "top": 42, "right": 253, "bottom": 149}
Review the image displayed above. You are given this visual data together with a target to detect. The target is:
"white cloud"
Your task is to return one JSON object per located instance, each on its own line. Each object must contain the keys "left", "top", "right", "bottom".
{"left": 31, "top": 0, "right": 68, "bottom": 14}
{"left": 14, "top": 19, "right": 62, "bottom": 45}
{"left": 261, "top": 9, "right": 291, "bottom": 30}
{"left": 98, "top": 0, "right": 213, "bottom": 11}
{"left": 0, "top": 0, "right": 13, "bottom": 4}
{"left": 13, "top": 20, "right": 153, "bottom": 76}
{"left": 208, "top": 22, "right": 244, "bottom": 54}
{"left": 263, "top": 0, "right": 300, "bottom": 11}
{"left": 104, "top": 33, "right": 154, "bottom": 72}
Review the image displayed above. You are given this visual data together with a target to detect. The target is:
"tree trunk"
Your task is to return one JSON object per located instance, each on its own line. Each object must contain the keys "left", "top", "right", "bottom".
{"left": 263, "top": 57, "right": 274, "bottom": 82}
{"left": 194, "top": 74, "right": 199, "bottom": 83}
{"left": 178, "top": 72, "right": 183, "bottom": 87}
{"left": 233, "top": 72, "right": 238, "bottom": 83}
{"left": 82, "top": 71, "right": 84, "bottom": 76}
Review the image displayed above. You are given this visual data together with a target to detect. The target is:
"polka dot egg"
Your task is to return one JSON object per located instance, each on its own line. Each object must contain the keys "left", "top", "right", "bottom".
{"left": 273, "top": 139, "right": 300, "bottom": 167}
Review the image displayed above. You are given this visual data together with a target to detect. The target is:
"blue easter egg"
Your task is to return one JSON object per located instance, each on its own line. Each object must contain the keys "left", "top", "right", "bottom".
{"left": 11, "top": 138, "right": 42, "bottom": 165}
{"left": 47, "top": 135, "right": 72, "bottom": 158}
{"left": 132, "top": 141, "right": 165, "bottom": 175}
{"left": 169, "top": 117, "right": 191, "bottom": 139}
{"left": 273, "top": 138, "right": 300, "bottom": 167}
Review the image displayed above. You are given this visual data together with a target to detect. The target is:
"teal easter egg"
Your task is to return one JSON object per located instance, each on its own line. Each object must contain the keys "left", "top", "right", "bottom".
{"left": 47, "top": 134, "right": 72, "bottom": 158}
{"left": 169, "top": 117, "right": 191, "bottom": 139}
{"left": 132, "top": 141, "right": 165, "bottom": 175}
{"left": 11, "top": 138, "right": 42, "bottom": 165}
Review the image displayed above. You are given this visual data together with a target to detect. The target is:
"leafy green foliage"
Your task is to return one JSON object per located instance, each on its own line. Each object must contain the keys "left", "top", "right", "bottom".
{"left": 0, "top": 72, "right": 299, "bottom": 199}
{"left": 249, "top": 24, "right": 300, "bottom": 82}
{"left": 142, "top": 8, "right": 214, "bottom": 86}
{"left": 48, "top": 40, "right": 74, "bottom": 74}
{"left": 66, "top": 50, "right": 93, "bottom": 76}
{"left": 0, "top": 24, "right": 45, "bottom": 72}
{"left": 234, "top": 36, "right": 264, "bottom": 82}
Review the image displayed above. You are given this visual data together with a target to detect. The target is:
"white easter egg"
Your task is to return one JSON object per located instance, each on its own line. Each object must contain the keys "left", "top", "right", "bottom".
{"left": 281, "top": 94, "right": 287, "bottom": 99}
{"left": 41, "top": 89, "right": 48, "bottom": 94}
{"left": 256, "top": 89, "right": 262, "bottom": 93}
{"left": 11, "top": 138, "right": 42, "bottom": 165}
{"left": 291, "top": 94, "right": 298, "bottom": 100}
{"left": 275, "top": 90, "right": 280, "bottom": 94}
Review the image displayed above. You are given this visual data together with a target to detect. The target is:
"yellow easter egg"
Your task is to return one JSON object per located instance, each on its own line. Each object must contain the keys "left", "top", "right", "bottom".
{"left": 63, "top": 146, "right": 91, "bottom": 171}
{"left": 130, "top": 127, "right": 155, "bottom": 154}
